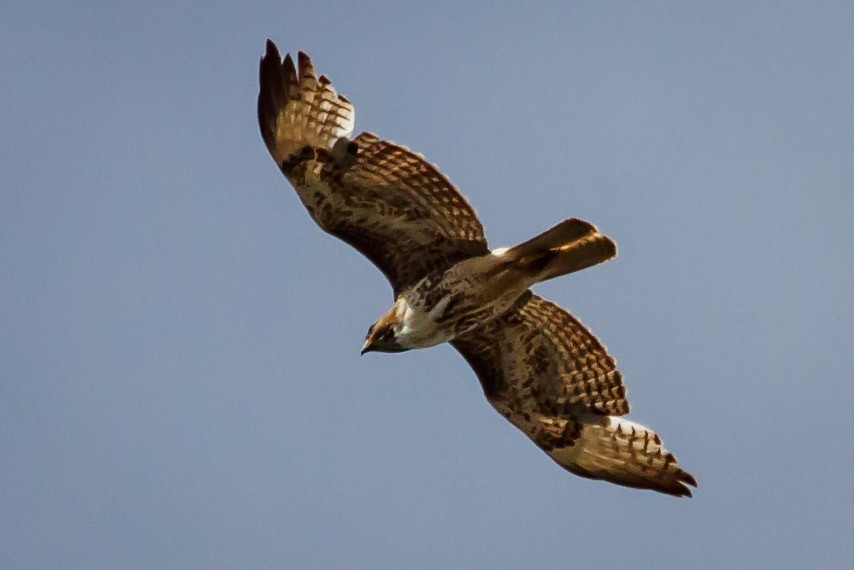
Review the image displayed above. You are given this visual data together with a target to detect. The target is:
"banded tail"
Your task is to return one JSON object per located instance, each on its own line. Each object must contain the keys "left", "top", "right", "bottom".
{"left": 503, "top": 218, "right": 617, "bottom": 283}
{"left": 546, "top": 415, "right": 697, "bottom": 497}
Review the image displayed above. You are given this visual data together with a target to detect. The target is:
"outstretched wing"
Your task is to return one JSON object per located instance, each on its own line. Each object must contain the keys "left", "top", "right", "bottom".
{"left": 258, "top": 40, "right": 488, "bottom": 294}
{"left": 451, "top": 295, "right": 697, "bottom": 497}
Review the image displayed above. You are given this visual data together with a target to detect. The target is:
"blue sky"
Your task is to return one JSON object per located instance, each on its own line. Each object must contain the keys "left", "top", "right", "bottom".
{"left": 2, "top": 1, "right": 853, "bottom": 568}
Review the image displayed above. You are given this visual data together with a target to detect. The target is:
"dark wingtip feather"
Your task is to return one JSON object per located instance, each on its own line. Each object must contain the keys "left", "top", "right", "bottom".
{"left": 282, "top": 53, "right": 298, "bottom": 98}
{"left": 297, "top": 50, "right": 315, "bottom": 80}
{"left": 668, "top": 470, "right": 698, "bottom": 498}
{"left": 265, "top": 38, "right": 279, "bottom": 59}
{"left": 683, "top": 471, "right": 699, "bottom": 488}
{"left": 258, "top": 40, "right": 288, "bottom": 152}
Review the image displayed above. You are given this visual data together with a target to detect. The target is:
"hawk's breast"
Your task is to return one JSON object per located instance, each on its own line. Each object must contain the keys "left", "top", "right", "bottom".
{"left": 394, "top": 296, "right": 451, "bottom": 349}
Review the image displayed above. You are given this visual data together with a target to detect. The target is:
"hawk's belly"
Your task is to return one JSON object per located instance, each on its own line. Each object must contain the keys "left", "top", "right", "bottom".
{"left": 394, "top": 255, "right": 534, "bottom": 349}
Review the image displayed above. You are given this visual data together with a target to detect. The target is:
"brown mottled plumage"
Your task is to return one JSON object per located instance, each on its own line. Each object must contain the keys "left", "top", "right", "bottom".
{"left": 258, "top": 42, "right": 487, "bottom": 295}
{"left": 258, "top": 39, "right": 696, "bottom": 497}
{"left": 451, "top": 296, "right": 696, "bottom": 496}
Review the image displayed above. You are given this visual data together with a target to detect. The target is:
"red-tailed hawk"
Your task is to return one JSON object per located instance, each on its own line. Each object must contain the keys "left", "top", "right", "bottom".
{"left": 258, "top": 40, "right": 696, "bottom": 497}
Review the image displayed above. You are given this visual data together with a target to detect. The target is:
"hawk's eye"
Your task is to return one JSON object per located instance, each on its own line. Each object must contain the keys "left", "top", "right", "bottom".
{"left": 367, "top": 324, "right": 375, "bottom": 336}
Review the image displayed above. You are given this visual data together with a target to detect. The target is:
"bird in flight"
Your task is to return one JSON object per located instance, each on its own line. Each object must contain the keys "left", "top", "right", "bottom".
{"left": 257, "top": 40, "right": 696, "bottom": 497}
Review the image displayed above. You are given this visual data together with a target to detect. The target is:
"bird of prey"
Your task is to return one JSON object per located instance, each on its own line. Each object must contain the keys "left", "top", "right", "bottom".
{"left": 257, "top": 39, "right": 697, "bottom": 497}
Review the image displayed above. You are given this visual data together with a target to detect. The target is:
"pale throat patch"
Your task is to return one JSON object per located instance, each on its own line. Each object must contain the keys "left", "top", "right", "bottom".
{"left": 392, "top": 297, "right": 444, "bottom": 348}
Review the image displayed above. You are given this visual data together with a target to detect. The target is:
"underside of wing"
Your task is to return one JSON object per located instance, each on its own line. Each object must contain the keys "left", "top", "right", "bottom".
{"left": 452, "top": 295, "right": 629, "bottom": 416}
{"left": 547, "top": 414, "right": 697, "bottom": 497}
{"left": 258, "top": 40, "right": 488, "bottom": 293}
{"left": 452, "top": 295, "right": 696, "bottom": 497}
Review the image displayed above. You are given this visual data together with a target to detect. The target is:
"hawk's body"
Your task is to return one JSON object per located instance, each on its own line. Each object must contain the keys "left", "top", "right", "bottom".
{"left": 392, "top": 219, "right": 618, "bottom": 348}
{"left": 258, "top": 40, "right": 696, "bottom": 497}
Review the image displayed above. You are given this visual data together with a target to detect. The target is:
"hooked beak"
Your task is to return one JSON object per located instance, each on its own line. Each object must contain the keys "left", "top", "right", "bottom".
{"left": 360, "top": 339, "right": 372, "bottom": 356}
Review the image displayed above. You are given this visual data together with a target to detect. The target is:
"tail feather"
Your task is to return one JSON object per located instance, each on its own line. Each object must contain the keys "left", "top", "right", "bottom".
{"left": 547, "top": 416, "right": 697, "bottom": 497}
{"left": 504, "top": 218, "right": 617, "bottom": 283}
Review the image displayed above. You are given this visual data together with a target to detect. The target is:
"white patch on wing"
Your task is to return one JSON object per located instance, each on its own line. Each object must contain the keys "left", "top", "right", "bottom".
{"left": 491, "top": 246, "right": 510, "bottom": 257}
{"left": 607, "top": 416, "right": 650, "bottom": 436}
{"left": 545, "top": 415, "right": 668, "bottom": 473}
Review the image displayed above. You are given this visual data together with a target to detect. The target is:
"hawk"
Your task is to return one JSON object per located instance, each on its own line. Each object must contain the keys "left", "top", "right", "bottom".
{"left": 258, "top": 40, "right": 697, "bottom": 497}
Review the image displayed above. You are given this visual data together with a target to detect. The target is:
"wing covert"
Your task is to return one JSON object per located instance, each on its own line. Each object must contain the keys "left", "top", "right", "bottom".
{"left": 452, "top": 294, "right": 629, "bottom": 416}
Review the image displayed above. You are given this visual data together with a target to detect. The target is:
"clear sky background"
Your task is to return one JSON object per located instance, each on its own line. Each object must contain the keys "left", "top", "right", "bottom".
{"left": 2, "top": 1, "right": 853, "bottom": 568}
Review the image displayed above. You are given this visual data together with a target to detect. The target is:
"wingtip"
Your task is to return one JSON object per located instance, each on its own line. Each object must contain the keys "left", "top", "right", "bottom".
{"left": 670, "top": 470, "right": 698, "bottom": 498}
{"left": 264, "top": 38, "right": 280, "bottom": 61}
{"left": 297, "top": 50, "right": 315, "bottom": 79}
{"left": 683, "top": 472, "right": 699, "bottom": 488}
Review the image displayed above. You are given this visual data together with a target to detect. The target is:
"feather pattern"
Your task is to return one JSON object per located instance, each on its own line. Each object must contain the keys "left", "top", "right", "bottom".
{"left": 452, "top": 295, "right": 696, "bottom": 496}
{"left": 258, "top": 40, "right": 487, "bottom": 294}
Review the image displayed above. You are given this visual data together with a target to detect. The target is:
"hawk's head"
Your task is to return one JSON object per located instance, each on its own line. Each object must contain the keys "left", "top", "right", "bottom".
{"left": 361, "top": 313, "right": 408, "bottom": 355}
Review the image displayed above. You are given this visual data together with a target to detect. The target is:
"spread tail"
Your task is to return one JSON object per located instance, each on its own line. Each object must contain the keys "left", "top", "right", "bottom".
{"left": 546, "top": 415, "right": 697, "bottom": 497}
{"left": 503, "top": 218, "right": 617, "bottom": 283}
